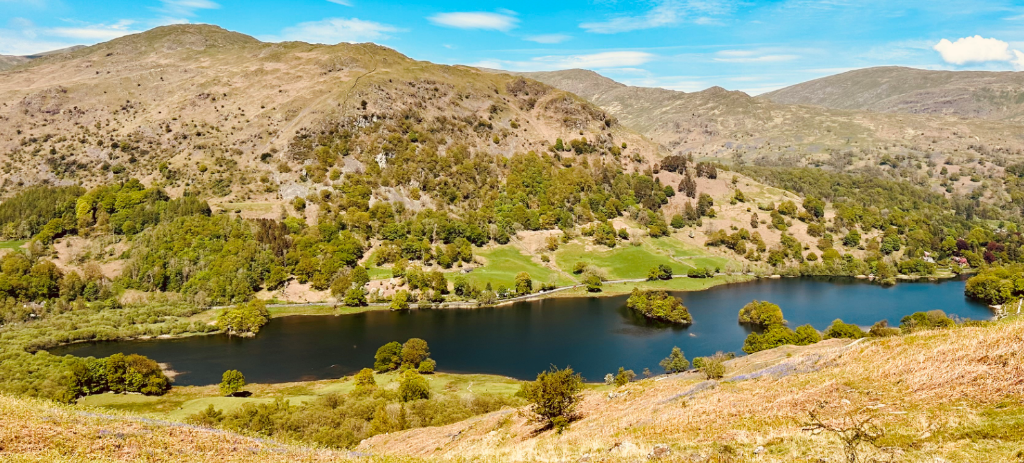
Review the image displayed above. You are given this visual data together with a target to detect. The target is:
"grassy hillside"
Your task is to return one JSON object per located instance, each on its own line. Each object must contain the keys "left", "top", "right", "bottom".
{"left": 359, "top": 318, "right": 1024, "bottom": 462}
{"left": 762, "top": 66, "right": 1024, "bottom": 121}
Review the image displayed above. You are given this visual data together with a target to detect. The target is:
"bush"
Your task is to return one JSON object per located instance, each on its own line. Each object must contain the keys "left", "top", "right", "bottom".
{"left": 520, "top": 366, "right": 583, "bottom": 431}
{"left": 613, "top": 367, "right": 636, "bottom": 386}
{"left": 390, "top": 290, "right": 410, "bottom": 310}
{"left": 402, "top": 338, "right": 431, "bottom": 367}
{"left": 354, "top": 368, "right": 376, "bottom": 388}
{"left": 823, "top": 319, "right": 866, "bottom": 339}
{"left": 398, "top": 370, "right": 430, "bottom": 402}
{"left": 659, "top": 346, "right": 690, "bottom": 373}
{"left": 220, "top": 370, "right": 246, "bottom": 396}
{"left": 418, "top": 359, "right": 436, "bottom": 374}
{"left": 695, "top": 353, "right": 728, "bottom": 380}
{"left": 584, "top": 275, "right": 602, "bottom": 292}
{"left": 899, "top": 310, "right": 956, "bottom": 332}
{"left": 373, "top": 341, "right": 403, "bottom": 372}
{"left": 647, "top": 264, "right": 673, "bottom": 281}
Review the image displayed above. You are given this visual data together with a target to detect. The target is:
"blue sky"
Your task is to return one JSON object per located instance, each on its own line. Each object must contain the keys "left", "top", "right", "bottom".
{"left": 2, "top": 0, "right": 1023, "bottom": 94}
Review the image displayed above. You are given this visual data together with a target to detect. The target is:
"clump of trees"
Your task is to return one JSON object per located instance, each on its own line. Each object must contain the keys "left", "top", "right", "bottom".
{"left": 693, "top": 352, "right": 733, "bottom": 380}
{"left": 626, "top": 288, "right": 693, "bottom": 324}
{"left": 740, "top": 300, "right": 822, "bottom": 354}
{"left": 519, "top": 366, "right": 583, "bottom": 433}
{"left": 647, "top": 264, "right": 673, "bottom": 281}
{"left": 66, "top": 353, "right": 171, "bottom": 399}
{"left": 373, "top": 338, "right": 435, "bottom": 373}
{"left": 738, "top": 300, "right": 784, "bottom": 327}
{"left": 217, "top": 300, "right": 270, "bottom": 335}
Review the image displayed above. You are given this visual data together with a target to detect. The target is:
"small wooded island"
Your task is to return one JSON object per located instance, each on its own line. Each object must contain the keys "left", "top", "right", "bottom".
{"left": 626, "top": 288, "right": 693, "bottom": 324}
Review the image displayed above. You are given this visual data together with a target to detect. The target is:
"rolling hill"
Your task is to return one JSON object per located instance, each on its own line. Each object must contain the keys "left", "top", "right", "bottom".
{"left": 762, "top": 66, "right": 1024, "bottom": 121}
{"left": 0, "top": 25, "right": 657, "bottom": 204}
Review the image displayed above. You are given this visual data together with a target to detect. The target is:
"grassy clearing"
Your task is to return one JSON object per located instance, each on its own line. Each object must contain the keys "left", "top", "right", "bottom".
{"left": 267, "top": 305, "right": 382, "bottom": 317}
{"left": 366, "top": 266, "right": 392, "bottom": 280}
{"left": 77, "top": 372, "right": 525, "bottom": 422}
{"left": 554, "top": 241, "right": 691, "bottom": 280}
{"left": 453, "top": 245, "right": 575, "bottom": 289}
{"left": 548, "top": 274, "right": 752, "bottom": 298}
{"left": 0, "top": 240, "right": 27, "bottom": 250}
{"left": 213, "top": 202, "right": 276, "bottom": 214}
{"left": 648, "top": 236, "right": 738, "bottom": 271}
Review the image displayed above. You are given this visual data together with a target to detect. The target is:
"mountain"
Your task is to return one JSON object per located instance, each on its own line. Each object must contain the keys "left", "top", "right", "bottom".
{"left": 0, "top": 46, "right": 85, "bottom": 72}
{"left": 0, "top": 55, "right": 30, "bottom": 72}
{"left": 516, "top": 69, "right": 1024, "bottom": 202}
{"left": 0, "top": 25, "right": 657, "bottom": 202}
{"left": 762, "top": 66, "right": 1024, "bottom": 121}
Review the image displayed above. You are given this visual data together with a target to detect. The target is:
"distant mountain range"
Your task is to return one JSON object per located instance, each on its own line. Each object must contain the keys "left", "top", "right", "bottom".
{"left": 0, "top": 46, "right": 86, "bottom": 71}
{"left": 516, "top": 69, "right": 1024, "bottom": 170}
{"left": 762, "top": 66, "right": 1024, "bottom": 122}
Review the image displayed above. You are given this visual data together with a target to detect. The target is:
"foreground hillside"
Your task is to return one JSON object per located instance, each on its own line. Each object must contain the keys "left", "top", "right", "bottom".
{"left": 359, "top": 319, "right": 1024, "bottom": 462}
{"left": 762, "top": 66, "right": 1024, "bottom": 121}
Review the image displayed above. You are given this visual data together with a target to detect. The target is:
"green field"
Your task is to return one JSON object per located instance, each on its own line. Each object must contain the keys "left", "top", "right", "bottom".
{"left": 554, "top": 241, "right": 691, "bottom": 281}
{"left": 647, "top": 236, "right": 738, "bottom": 272}
{"left": 366, "top": 266, "right": 392, "bottom": 280}
{"left": 0, "top": 240, "right": 27, "bottom": 250}
{"left": 451, "top": 246, "right": 575, "bottom": 289}
{"left": 77, "top": 372, "right": 525, "bottom": 421}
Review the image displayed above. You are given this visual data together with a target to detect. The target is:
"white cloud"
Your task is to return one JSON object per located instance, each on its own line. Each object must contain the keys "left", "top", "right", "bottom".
{"left": 158, "top": 0, "right": 219, "bottom": 17}
{"left": 524, "top": 34, "right": 571, "bottom": 44}
{"left": 713, "top": 50, "right": 799, "bottom": 63}
{"left": 580, "top": 0, "right": 732, "bottom": 34}
{"left": 933, "top": 35, "right": 1013, "bottom": 65}
{"left": 271, "top": 17, "right": 400, "bottom": 44}
{"left": 46, "top": 20, "right": 140, "bottom": 41}
{"left": 475, "top": 51, "right": 655, "bottom": 72}
{"left": 428, "top": 12, "right": 519, "bottom": 32}
{"left": 327, "top": 0, "right": 352, "bottom": 5}
{"left": 1015, "top": 50, "right": 1024, "bottom": 70}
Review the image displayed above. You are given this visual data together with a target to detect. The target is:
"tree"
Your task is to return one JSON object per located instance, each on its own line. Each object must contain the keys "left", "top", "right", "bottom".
{"left": 824, "top": 319, "right": 866, "bottom": 339}
{"left": 843, "top": 229, "right": 861, "bottom": 247}
{"left": 374, "top": 341, "right": 403, "bottom": 372}
{"left": 697, "top": 354, "right": 727, "bottom": 380}
{"left": 659, "top": 346, "right": 689, "bottom": 373}
{"left": 750, "top": 213, "right": 759, "bottom": 229}
{"left": 351, "top": 266, "right": 370, "bottom": 287}
{"left": 390, "top": 290, "right": 410, "bottom": 310}
{"left": 401, "top": 338, "right": 430, "bottom": 368}
{"left": 344, "top": 288, "right": 367, "bottom": 306}
{"left": 613, "top": 367, "right": 636, "bottom": 386}
{"left": 647, "top": 264, "right": 673, "bottom": 281}
{"left": 514, "top": 272, "right": 533, "bottom": 296}
{"left": 354, "top": 368, "right": 376, "bottom": 388}
{"left": 217, "top": 300, "right": 270, "bottom": 335}
{"left": 398, "top": 370, "right": 430, "bottom": 402}
{"left": 584, "top": 275, "right": 602, "bottom": 292}
{"left": 219, "top": 370, "right": 246, "bottom": 396}
{"left": 418, "top": 358, "right": 437, "bottom": 374}
{"left": 737, "top": 300, "right": 784, "bottom": 327}
{"left": 626, "top": 288, "right": 692, "bottom": 324}
{"left": 521, "top": 366, "right": 583, "bottom": 432}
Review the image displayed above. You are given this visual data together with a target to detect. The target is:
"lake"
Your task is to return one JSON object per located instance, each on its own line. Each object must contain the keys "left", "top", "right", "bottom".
{"left": 53, "top": 277, "right": 992, "bottom": 385}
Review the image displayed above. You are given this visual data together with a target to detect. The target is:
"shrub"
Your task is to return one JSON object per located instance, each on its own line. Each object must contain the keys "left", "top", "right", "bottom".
{"left": 824, "top": 319, "right": 866, "bottom": 339}
{"left": 390, "top": 290, "right": 410, "bottom": 310}
{"left": 696, "top": 353, "right": 727, "bottom": 380}
{"left": 220, "top": 370, "right": 246, "bottom": 396}
{"left": 613, "top": 367, "right": 636, "bottom": 386}
{"left": 373, "top": 341, "right": 403, "bottom": 372}
{"left": 659, "top": 346, "right": 689, "bottom": 373}
{"left": 584, "top": 275, "right": 602, "bottom": 292}
{"left": 647, "top": 264, "right": 673, "bottom": 281}
{"left": 520, "top": 366, "right": 583, "bottom": 432}
{"left": 402, "top": 338, "right": 431, "bottom": 367}
{"left": 398, "top": 370, "right": 430, "bottom": 402}
{"left": 418, "top": 359, "right": 436, "bottom": 374}
{"left": 354, "top": 368, "right": 376, "bottom": 388}
{"left": 900, "top": 310, "right": 956, "bottom": 332}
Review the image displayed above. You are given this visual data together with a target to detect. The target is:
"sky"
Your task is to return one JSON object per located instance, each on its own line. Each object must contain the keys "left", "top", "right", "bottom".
{"left": 2, "top": 0, "right": 1024, "bottom": 94}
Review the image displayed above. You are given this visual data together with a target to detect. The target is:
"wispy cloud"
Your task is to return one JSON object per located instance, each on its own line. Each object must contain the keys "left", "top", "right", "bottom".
{"left": 428, "top": 12, "right": 519, "bottom": 32}
{"left": 268, "top": 17, "right": 400, "bottom": 44}
{"left": 524, "top": 34, "right": 571, "bottom": 44}
{"left": 158, "top": 0, "right": 219, "bottom": 17}
{"left": 580, "top": 0, "right": 733, "bottom": 34}
{"left": 475, "top": 51, "right": 655, "bottom": 72}
{"left": 46, "top": 19, "right": 140, "bottom": 41}
{"left": 713, "top": 49, "right": 799, "bottom": 63}
{"left": 0, "top": 18, "right": 143, "bottom": 55}
{"left": 326, "top": 0, "right": 352, "bottom": 5}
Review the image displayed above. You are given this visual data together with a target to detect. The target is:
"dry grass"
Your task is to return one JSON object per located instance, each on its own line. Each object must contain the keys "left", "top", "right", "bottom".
{"left": 358, "top": 319, "right": 1024, "bottom": 462}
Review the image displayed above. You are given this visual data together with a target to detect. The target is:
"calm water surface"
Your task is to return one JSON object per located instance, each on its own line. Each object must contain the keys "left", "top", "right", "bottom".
{"left": 54, "top": 277, "right": 992, "bottom": 385}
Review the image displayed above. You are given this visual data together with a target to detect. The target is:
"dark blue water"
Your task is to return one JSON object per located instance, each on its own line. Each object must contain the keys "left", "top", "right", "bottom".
{"left": 52, "top": 277, "right": 991, "bottom": 386}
